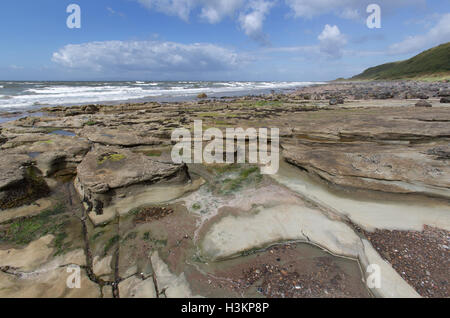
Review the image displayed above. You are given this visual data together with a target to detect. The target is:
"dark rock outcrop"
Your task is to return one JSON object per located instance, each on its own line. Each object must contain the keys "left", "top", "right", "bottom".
{"left": 415, "top": 100, "right": 432, "bottom": 107}
{"left": 0, "top": 154, "right": 50, "bottom": 210}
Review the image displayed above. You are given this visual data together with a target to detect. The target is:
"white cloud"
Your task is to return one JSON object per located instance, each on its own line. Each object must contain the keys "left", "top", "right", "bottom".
{"left": 339, "top": 7, "right": 360, "bottom": 21}
{"left": 9, "top": 65, "right": 24, "bottom": 70}
{"left": 263, "top": 45, "right": 318, "bottom": 54}
{"left": 136, "top": 0, "right": 425, "bottom": 44}
{"left": 285, "top": 0, "right": 425, "bottom": 19}
{"left": 389, "top": 13, "right": 450, "bottom": 55}
{"left": 107, "top": 7, "right": 125, "bottom": 17}
{"left": 137, "top": 0, "right": 196, "bottom": 21}
{"left": 286, "top": 0, "right": 350, "bottom": 18}
{"left": 199, "top": 0, "right": 245, "bottom": 23}
{"left": 52, "top": 40, "right": 241, "bottom": 74}
{"left": 318, "top": 24, "right": 347, "bottom": 58}
{"left": 136, "top": 0, "right": 275, "bottom": 43}
{"left": 137, "top": 0, "right": 247, "bottom": 22}
{"left": 261, "top": 24, "right": 352, "bottom": 59}
{"left": 239, "top": 0, "right": 274, "bottom": 44}
{"left": 135, "top": 0, "right": 427, "bottom": 45}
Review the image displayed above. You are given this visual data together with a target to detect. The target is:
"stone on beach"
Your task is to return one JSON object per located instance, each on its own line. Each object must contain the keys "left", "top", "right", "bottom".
{"left": 438, "top": 88, "right": 450, "bottom": 97}
{"left": 415, "top": 100, "right": 432, "bottom": 107}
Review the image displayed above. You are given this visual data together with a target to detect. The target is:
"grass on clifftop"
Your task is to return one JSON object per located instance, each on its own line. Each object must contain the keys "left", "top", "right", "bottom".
{"left": 351, "top": 42, "right": 450, "bottom": 81}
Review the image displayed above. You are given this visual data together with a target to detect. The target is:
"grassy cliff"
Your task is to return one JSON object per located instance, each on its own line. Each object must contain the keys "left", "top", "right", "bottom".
{"left": 352, "top": 42, "right": 450, "bottom": 81}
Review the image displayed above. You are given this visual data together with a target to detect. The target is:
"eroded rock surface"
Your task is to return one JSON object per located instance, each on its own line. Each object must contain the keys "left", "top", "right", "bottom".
{"left": 75, "top": 145, "right": 190, "bottom": 224}
{"left": 0, "top": 235, "right": 99, "bottom": 298}
{"left": 2, "top": 133, "right": 90, "bottom": 177}
{"left": 0, "top": 154, "right": 49, "bottom": 210}
{"left": 0, "top": 81, "right": 449, "bottom": 298}
{"left": 283, "top": 143, "right": 450, "bottom": 197}
{"left": 80, "top": 126, "right": 168, "bottom": 147}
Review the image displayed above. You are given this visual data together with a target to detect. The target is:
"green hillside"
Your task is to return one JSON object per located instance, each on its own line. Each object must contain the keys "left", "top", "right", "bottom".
{"left": 352, "top": 42, "right": 450, "bottom": 81}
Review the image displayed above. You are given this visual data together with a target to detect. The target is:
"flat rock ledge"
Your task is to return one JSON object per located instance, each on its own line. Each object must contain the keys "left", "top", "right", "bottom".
{"left": 282, "top": 144, "right": 450, "bottom": 198}
{"left": 1, "top": 133, "right": 90, "bottom": 177}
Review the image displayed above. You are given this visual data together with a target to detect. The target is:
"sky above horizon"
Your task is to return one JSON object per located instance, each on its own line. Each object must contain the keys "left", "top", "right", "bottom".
{"left": 0, "top": 0, "right": 449, "bottom": 81}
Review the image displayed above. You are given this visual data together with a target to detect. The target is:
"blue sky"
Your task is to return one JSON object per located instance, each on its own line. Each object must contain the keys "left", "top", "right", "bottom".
{"left": 0, "top": 0, "right": 449, "bottom": 81}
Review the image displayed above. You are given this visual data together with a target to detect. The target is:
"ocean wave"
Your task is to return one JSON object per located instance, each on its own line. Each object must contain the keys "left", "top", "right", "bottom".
{"left": 134, "top": 83, "right": 159, "bottom": 86}
{"left": 0, "top": 81, "right": 320, "bottom": 109}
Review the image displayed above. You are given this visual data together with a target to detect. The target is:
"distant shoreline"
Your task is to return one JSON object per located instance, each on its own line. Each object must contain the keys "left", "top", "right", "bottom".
{"left": 0, "top": 81, "right": 322, "bottom": 113}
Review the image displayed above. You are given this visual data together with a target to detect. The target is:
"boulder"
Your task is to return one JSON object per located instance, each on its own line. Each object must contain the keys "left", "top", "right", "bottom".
{"left": 415, "top": 100, "right": 432, "bottom": 107}
{"left": 407, "top": 92, "right": 429, "bottom": 99}
{"left": 82, "top": 104, "right": 100, "bottom": 114}
{"left": 373, "top": 91, "right": 394, "bottom": 99}
{"left": 438, "top": 88, "right": 450, "bottom": 97}
{"left": 440, "top": 97, "right": 450, "bottom": 104}
{"left": 414, "top": 92, "right": 429, "bottom": 99}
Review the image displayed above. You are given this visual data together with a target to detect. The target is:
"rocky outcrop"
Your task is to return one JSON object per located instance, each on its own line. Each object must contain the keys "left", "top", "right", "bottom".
{"left": 75, "top": 145, "right": 190, "bottom": 224}
{"left": 290, "top": 81, "right": 445, "bottom": 101}
{"left": 415, "top": 100, "right": 432, "bottom": 107}
{"left": 0, "top": 135, "right": 6, "bottom": 146}
{"left": 80, "top": 127, "right": 167, "bottom": 147}
{"left": 0, "top": 154, "right": 33, "bottom": 191}
{"left": 2, "top": 134, "right": 90, "bottom": 177}
{"left": 0, "top": 154, "right": 50, "bottom": 210}
{"left": 283, "top": 144, "right": 450, "bottom": 198}
{"left": 438, "top": 88, "right": 450, "bottom": 97}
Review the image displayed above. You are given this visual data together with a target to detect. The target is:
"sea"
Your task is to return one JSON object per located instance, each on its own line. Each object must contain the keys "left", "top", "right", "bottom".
{"left": 0, "top": 81, "right": 319, "bottom": 112}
